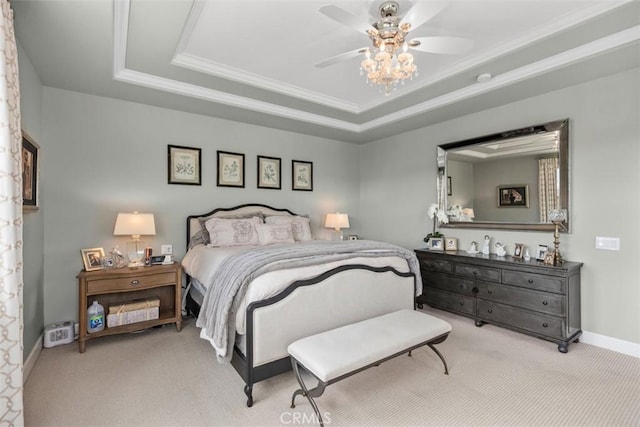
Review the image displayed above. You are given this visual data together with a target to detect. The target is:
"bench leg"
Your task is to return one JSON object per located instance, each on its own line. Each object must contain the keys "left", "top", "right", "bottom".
{"left": 427, "top": 343, "right": 449, "bottom": 375}
{"left": 290, "top": 357, "right": 326, "bottom": 427}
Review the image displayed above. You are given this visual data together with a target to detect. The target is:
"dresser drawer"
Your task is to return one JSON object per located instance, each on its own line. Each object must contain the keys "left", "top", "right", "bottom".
{"left": 454, "top": 263, "right": 500, "bottom": 282}
{"left": 422, "top": 288, "right": 476, "bottom": 316}
{"left": 477, "top": 300, "right": 563, "bottom": 339}
{"left": 476, "top": 281, "right": 564, "bottom": 316}
{"left": 502, "top": 270, "right": 565, "bottom": 294}
{"left": 418, "top": 257, "right": 452, "bottom": 274}
{"left": 423, "top": 271, "right": 475, "bottom": 297}
{"left": 86, "top": 272, "right": 176, "bottom": 294}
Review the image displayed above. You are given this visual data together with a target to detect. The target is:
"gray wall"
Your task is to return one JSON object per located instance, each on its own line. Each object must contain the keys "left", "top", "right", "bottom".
{"left": 41, "top": 88, "right": 361, "bottom": 326}
{"left": 359, "top": 67, "right": 640, "bottom": 345}
{"left": 18, "top": 42, "right": 44, "bottom": 359}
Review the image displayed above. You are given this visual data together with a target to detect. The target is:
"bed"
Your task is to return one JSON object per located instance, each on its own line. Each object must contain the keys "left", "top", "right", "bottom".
{"left": 182, "top": 204, "right": 422, "bottom": 406}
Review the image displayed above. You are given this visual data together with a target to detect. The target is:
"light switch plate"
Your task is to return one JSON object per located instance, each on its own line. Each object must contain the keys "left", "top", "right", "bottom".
{"left": 161, "top": 244, "right": 173, "bottom": 255}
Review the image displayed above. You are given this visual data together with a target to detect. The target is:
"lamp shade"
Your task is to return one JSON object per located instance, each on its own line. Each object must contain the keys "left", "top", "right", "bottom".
{"left": 325, "top": 212, "right": 350, "bottom": 230}
{"left": 113, "top": 212, "right": 156, "bottom": 238}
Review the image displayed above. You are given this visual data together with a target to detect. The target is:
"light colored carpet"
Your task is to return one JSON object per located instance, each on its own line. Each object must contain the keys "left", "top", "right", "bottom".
{"left": 25, "top": 307, "right": 640, "bottom": 427}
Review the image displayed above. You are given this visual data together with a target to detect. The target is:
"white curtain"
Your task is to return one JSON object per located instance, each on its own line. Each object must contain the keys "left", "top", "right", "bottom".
{"left": 538, "top": 157, "right": 559, "bottom": 223}
{"left": 0, "top": 0, "right": 24, "bottom": 424}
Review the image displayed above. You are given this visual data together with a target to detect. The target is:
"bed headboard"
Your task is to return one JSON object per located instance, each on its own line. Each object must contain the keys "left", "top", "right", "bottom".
{"left": 186, "top": 203, "right": 301, "bottom": 247}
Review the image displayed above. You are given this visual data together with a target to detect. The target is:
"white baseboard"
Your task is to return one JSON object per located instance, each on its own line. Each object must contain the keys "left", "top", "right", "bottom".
{"left": 24, "top": 333, "right": 43, "bottom": 384}
{"left": 581, "top": 330, "right": 640, "bottom": 358}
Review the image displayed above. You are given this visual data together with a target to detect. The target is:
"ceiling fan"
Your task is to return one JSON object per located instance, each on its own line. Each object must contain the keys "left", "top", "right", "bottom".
{"left": 316, "top": 1, "right": 474, "bottom": 69}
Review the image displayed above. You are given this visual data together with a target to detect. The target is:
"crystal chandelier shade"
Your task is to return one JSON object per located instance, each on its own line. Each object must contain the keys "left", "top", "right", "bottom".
{"left": 359, "top": 10, "right": 418, "bottom": 95}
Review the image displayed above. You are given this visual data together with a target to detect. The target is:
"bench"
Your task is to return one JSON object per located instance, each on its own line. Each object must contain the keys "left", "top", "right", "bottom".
{"left": 288, "top": 309, "right": 452, "bottom": 426}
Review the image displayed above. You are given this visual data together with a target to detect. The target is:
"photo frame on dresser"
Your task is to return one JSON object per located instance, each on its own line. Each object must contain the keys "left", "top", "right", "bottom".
{"left": 81, "top": 248, "right": 105, "bottom": 272}
{"left": 445, "top": 237, "right": 458, "bottom": 251}
{"left": 536, "top": 245, "right": 548, "bottom": 261}
{"left": 429, "top": 237, "right": 444, "bottom": 250}
{"left": 513, "top": 243, "right": 524, "bottom": 259}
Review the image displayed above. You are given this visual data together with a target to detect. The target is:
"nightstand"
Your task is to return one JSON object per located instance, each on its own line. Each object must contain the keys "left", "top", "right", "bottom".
{"left": 77, "top": 263, "right": 182, "bottom": 353}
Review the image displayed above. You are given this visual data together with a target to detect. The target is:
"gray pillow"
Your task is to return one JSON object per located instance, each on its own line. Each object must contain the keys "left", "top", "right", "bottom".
{"left": 196, "top": 211, "right": 265, "bottom": 245}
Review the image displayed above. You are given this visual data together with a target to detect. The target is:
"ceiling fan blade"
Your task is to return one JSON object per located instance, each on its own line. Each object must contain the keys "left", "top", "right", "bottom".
{"left": 319, "top": 5, "right": 372, "bottom": 34}
{"left": 315, "top": 47, "right": 368, "bottom": 68}
{"left": 402, "top": 2, "right": 447, "bottom": 31}
{"left": 409, "top": 36, "right": 475, "bottom": 54}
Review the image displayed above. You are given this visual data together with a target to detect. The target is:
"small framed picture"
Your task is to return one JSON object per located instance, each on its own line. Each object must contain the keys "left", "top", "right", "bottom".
{"left": 536, "top": 245, "right": 548, "bottom": 261}
{"left": 217, "top": 151, "right": 245, "bottom": 188}
{"left": 544, "top": 250, "right": 556, "bottom": 266}
{"left": 22, "top": 131, "right": 40, "bottom": 211}
{"left": 81, "top": 248, "right": 106, "bottom": 272}
{"left": 513, "top": 243, "right": 524, "bottom": 259}
{"left": 292, "top": 160, "right": 313, "bottom": 191}
{"left": 257, "top": 155, "right": 281, "bottom": 189}
{"left": 445, "top": 237, "right": 458, "bottom": 251}
{"left": 430, "top": 237, "right": 444, "bottom": 250}
{"left": 498, "top": 185, "right": 529, "bottom": 207}
{"left": 167, "top": 145, "right": 201, "bottom": 185}
{"left": 348, "top": 235, "right": 358, "bottom": 241}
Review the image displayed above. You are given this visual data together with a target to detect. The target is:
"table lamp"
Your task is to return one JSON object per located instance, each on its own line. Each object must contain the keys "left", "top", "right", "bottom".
{"left": 113, "top": 212, "right": 156, "bottom": 266}
{"left": 325, "top": 212, "right": 350, "bottom": 240}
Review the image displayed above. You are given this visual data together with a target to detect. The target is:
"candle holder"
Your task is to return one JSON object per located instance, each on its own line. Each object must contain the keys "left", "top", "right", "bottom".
{"left": 549, "top": 209, "right": 567, "bottom": 266}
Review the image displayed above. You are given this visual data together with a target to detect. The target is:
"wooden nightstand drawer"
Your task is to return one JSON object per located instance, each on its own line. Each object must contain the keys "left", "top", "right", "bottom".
{"left": 86, "top": 272, "right": 176, "bottom": 294}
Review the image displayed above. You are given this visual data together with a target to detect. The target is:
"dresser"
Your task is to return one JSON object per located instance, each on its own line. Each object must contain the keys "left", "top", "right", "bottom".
{"left": 415, "top": 249, "right": 583, "bottom": 353}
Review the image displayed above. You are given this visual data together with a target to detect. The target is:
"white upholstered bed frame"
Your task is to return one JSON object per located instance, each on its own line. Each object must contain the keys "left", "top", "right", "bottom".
{"left": 184, "top": 204, "right": 416, "bottom": 406}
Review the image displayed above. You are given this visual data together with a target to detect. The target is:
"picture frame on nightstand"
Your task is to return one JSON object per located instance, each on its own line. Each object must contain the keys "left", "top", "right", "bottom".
{"left": 445, "top": 237, "right": 458, "bottom": 251}
{"left": 81, "top": 247, "right": 105, "bottom": 272}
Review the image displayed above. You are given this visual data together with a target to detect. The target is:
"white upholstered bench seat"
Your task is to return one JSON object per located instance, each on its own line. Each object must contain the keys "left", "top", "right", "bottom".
{"left": 288, "top": 309, "right": 452, "bottom": 426}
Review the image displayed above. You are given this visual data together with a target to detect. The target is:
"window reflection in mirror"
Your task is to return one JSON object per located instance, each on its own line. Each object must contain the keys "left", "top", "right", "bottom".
{"left": 439, "top": 119, "right": 569, "bottom": 232}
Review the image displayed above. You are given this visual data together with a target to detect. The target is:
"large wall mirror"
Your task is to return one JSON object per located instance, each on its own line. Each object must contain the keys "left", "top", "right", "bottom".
{"left": 439, "top": 119, "right": 569, "bottom": 232}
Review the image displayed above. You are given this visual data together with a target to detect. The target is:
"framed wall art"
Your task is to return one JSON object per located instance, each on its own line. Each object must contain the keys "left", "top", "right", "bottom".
{"left": 217, "top": 150, "right": 245, "bottom": 188}
{"left": 81, "top": 247, "right": 105, "bottom": 272}
{"left": 292, "top": 160, "right": 313, "bottom": 191}
{"left": 498, "top": 185, "right": 529, "bottom": 207}
{"left": 257, "top": 155, "right": 281, "bottom": 189}
{"left": 168, "top": 145, "right": 201, "bottom": 185}
{"left": 22, "top": 131, "right": 39, "bottom": 211}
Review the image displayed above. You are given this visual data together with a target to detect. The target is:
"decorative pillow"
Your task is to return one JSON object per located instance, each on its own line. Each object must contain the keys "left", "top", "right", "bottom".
{"left": 204, "top": 216, "right": 261, "bottom": 247}
{"left": 264, "top": 215, "right": 312, "bottom": 242}
{"left": 188, "top": 228, "right": 209, "bottom": 249}
{"left": 255, "top": 223, "right": 295, "bottom": 245}
{"left": 198, "top": 212, "right": 265, "bottom": 244}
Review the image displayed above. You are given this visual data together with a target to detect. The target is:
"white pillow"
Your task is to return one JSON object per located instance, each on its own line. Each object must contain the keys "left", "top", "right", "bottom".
{"left": 255, "top": 223, "right": 295, "bottom": 245}
{"left": 204, "top": 216, "right": 261, "bottom": 247}
{"left": 264, "top": 215, "right": 312, "bottom": 242}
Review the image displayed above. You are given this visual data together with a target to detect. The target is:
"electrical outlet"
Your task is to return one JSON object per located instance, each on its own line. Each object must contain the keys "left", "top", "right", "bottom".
{"left": 161, "top": 244, "right": 173, "bottom": 255}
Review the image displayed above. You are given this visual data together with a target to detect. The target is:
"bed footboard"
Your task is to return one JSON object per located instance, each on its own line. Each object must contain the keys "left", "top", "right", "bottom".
{"left": 235, "top": 264, "right": 416, "bottom": 407}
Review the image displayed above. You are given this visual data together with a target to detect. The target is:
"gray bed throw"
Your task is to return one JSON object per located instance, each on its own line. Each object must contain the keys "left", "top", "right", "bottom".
{"left": 195, "top": 240, "right": 422, "bottom": 363}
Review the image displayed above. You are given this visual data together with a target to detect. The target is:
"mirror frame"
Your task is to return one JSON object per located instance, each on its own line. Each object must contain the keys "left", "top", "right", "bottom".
{"left": 439, "top": 119, "right": 569, "bottom": 232}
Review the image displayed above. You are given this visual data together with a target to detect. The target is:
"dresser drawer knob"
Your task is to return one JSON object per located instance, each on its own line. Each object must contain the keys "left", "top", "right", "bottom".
{"left": 459, "top": 301, "right": 464, "bottom": 306}
{"left": 130, "top": 280, "right": 140, "bottom": 286}
{"left": 487, "top": 308, "right": 493, "bottom": 313}
{"left": 543, "top": 323, "right": 548, "bottom": 328}
{"left": 542, "top": 301, "right": 548, "bottom": 306}
{"left": 528, "top": 279, "right": 534, "bottom": 284}
{"left": 472, "top": 271, "right": 478, "bottom": 276}
{"left": 487, "top": 289, "right": 493, "bottom": 294}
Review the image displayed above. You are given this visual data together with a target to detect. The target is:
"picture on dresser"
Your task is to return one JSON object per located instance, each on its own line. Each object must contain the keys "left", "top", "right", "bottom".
{"left": 513, "top": 243, "right": 524, "bottom": 258}
{"left": 536, "top": 245, "right": 548, "bottom": 261}
{"left": 445, "top": 237, "right": 458, "bottom": 251}
{"left": 498, "top": 185, "right": 529, "bottom": 207}
{"left": 429, "top": 237, "right": 444, "bottom": 250}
